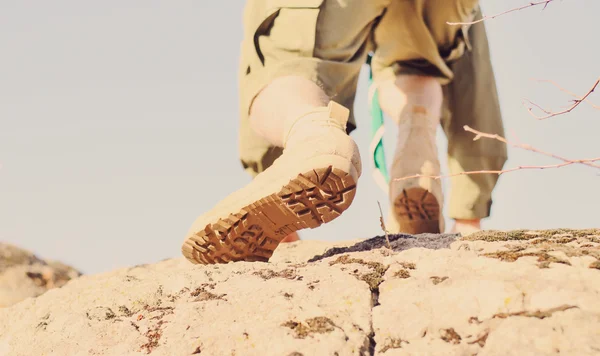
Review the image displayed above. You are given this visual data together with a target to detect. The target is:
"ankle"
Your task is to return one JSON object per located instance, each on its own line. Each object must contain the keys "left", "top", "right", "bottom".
{"left": 282, "top": 101, "right": 349, "bottom": 149}
{"left": 249, "top": 76, "right": 331, "bottom": 147}
{"left": 452, "top": 219, "right": 482, "bottom": 235}
{"left": 455, "top": 218, "right": 481, "bottom": 226}
{"left": 280, "top": 232, "right": 300, "bottom": 244}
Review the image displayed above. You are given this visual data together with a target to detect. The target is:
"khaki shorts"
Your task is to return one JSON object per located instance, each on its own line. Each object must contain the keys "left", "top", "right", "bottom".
{"left": 237, "top": 1, "right": 507, "bottom": 219}
{"left": 239, "top": 0, "right": 477, "bottom": 125}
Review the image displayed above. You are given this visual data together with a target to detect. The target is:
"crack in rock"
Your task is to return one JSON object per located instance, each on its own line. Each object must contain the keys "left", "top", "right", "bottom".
{"left": 492, "top": 304, "right": 578, "bottom": 320}
{"left": 327, "top": 255, "right": 393, "bottom": 355}
{"left": 326, "top": 254, "right": 395, "bottom": 355}
{"left": 328, "top": 255, "right": 389, "bottom": 292}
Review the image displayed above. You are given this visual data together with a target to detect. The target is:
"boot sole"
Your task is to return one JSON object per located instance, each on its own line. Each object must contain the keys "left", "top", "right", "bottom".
{"left": 182, "top": 166, "right": 357, "bottom": 264}
{"left": 393, "top": 187, "right": 440, "bottom": 234}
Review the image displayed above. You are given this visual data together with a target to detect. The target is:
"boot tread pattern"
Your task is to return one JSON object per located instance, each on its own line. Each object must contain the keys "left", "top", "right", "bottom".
{"left": 182, "top": 166, "right": 356, "bottom": 265}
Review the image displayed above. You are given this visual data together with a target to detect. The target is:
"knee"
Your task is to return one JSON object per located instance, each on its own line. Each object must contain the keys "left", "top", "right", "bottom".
{"left": 377, "top": 75, "right": 442, "bottom": 120}
{"left": 250, "top": 76, "right": 329, "bottom": 122}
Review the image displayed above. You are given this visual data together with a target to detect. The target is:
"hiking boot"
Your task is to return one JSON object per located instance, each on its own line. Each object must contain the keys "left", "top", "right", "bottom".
{"left": 389, "top": 105, "right": 444, "bottom": 234}
{"left": 182, "top": 101, "right": 362, "bottom": 264}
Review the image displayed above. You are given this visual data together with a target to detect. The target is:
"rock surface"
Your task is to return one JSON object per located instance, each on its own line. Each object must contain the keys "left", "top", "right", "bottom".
{"left": 1, "top": 229, "right": 599, "bottom": 356}
{"left": 0, "top": 243, "right": 81, "bottom": 308}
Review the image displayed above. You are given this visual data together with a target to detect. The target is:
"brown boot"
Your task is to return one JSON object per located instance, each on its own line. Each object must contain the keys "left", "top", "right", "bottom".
{"left": 182, "top": 102, "right": 362, "bottom": 264}
{"left": 389, "top": 106, "right": 444, "bottom": 234}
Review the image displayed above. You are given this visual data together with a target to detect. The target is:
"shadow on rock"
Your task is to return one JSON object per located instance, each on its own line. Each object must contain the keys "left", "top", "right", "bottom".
{"left": 308, "top": 233, "right": 459, "bottom": 262}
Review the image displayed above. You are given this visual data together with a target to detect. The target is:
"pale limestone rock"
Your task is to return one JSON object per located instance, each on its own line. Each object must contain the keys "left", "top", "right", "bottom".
{"left": 373, "top": 229, "right": 600, "bottom": 355}
{"left": 0, "top": 229, "right": 598, "bottom": 355}
{"left": 0, "top": 243, "right": 81, "bottom": 308}
{"left": 269, "top": 238, "right": 362, "bottom": 264}
{"left": 0, "top": 258, "right": 372, "bottom": 356}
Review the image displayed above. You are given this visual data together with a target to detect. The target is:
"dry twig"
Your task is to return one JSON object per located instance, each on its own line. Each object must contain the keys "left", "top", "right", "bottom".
{"left": 464, "top": 126, "right": 599, "bottom": 169}
{"left": 447, "top": 0, "right": 555, "bottom": 26}
{"left": 531, "top": 78, "right": 600, "bottom": 110}
{"left": 439, "top": 1, "right": 598, "bottom": 182}
{"left": 393, "top": 125, "right": 600, "bottom": 182}
{"left": 523, "top": 77, "right": 600, "bottom": 119}
{"left": 377, "top": 201, "right": 392, "bottom": 249}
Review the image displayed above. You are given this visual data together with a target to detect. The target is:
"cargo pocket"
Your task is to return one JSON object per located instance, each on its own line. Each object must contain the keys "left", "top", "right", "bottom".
{"left": 242, "top": 0, "right": 324, "bottom": 76}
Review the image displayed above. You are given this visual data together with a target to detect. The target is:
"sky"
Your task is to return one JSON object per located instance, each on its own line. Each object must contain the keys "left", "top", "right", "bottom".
{"left": 1, "top": 0, "right": 598, "bottom": 275}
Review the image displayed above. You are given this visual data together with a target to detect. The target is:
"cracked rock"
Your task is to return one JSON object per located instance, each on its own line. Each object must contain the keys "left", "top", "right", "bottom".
{"left": 0, "top": 229, "right": 598, "bottom": 355}
{"left": 0, "top": 257, "right": 372, "bottom": 355}
{"left": 373, "top": 229, "right": 600, "bottom": 355}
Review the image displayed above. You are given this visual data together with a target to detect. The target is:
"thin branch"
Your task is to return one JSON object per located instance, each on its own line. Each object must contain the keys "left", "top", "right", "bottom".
{"left": 447, "top": 0, "right": 555, "bottom": 26}
{"left": 531, "top": 78, "right": 600, "bottom": 110}
{"left": 395, "top": 161, "right": 597, "bottom": 181}
{"left": 393, "top": 125, "right": 600, "bottom": 182}
{"left": 465, "top": 126, "right": 599, "bottom": 168}
{"left": 377, "top": 201, "right": 392, "bottom": 249}
{"left": 523, "top": 78, "right": 599, "bottom": 120}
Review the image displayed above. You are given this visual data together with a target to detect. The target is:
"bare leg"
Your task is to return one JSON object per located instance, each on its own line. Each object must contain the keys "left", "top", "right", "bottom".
{"left": 451, "top": 219, "right": 481, "bottom": 235}
{"left": 281, "top": 231, "right": 301, "bottom": 243}
{"left": 249, "top": 76, "right": 331, "bottom": 148}
{"left": 378, "top": 75, "right": 445, "bottom": 233}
